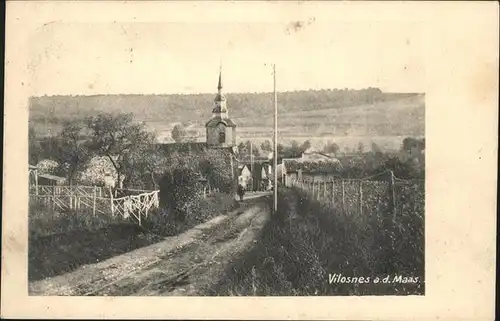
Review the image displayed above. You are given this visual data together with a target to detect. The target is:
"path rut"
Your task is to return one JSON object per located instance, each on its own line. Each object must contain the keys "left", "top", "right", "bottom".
{"left": 29, "top": 196, "right": 271, "bottom": 296}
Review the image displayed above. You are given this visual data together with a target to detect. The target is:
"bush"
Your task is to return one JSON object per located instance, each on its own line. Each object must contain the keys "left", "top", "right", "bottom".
{"left": 143, "top": 192, "right": 239, "bottom": 237}
{"left": 28, "top": 199, "right": 120, "bottom": 237}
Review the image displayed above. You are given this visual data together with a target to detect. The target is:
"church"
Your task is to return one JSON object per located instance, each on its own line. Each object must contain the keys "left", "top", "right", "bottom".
{"left": 156, "top": 70, "right": 238, "bottom": 154}
{"left": 205, "top": 71, "right": 238, "bottom": 150}
{"left": 155, "top": 70, "right": 240, "bottom": 194}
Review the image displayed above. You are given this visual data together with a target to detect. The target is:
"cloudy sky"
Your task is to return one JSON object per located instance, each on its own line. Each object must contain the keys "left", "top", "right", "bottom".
{"left": 26, "top": 7, "right": 425, "bottom": 96}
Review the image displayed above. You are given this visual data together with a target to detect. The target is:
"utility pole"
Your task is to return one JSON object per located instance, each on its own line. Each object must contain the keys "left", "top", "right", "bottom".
{"left": 250, "top": 141, "right": 253, "bottom": 191}
{"left": 273, "top": 64, "right": 278, "bottom": 213}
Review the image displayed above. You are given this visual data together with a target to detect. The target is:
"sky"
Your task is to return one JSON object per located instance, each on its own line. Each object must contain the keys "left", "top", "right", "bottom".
{"left": 27, "top": 19, "right": 425, "bottom": 96}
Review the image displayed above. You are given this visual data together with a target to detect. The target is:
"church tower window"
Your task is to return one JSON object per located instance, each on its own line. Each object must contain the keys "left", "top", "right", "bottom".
{"left": 219, "top": 131, "right": 226, "bottom": 143}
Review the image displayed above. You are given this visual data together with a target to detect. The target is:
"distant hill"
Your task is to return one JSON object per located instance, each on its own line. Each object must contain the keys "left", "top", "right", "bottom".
{"left": 29, "top": 88, "right": 425, "bottom": 150}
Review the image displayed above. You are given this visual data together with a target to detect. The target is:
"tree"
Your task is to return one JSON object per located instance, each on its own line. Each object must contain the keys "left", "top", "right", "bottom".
{"left": 171, "top": 124, "right": 187, "bottom": 143}
{"left": 401, "top": 137, "right": 424, "bottom": 154}
{"left": 36, "top": 159, "right": 60, "bottom": 175}
{"left": 357, "top": 142, "right": 365, "bottom": 154}
{"left": 261, "top": 140, "right": 273, "bottom": 153}
{"left": 53, "top": 120, "right": 92, "bottom": 185}
{"left": 238, "top": 142, "right": 246, "bottom": 154}
{"left": 371, "top": 142, "right": 382, "bottom": 154}
{"left": 323, "top": 141, "right": 340, "bottom": 154}
{"left": 86, "top": 112, "right": 155, "bottom": 189}
{"left": 238, "top": 141, "right": 261, "bottom": 159}
{"left": 29, "top": 125, "right": 42, "bottom": 165}
{"left": 77, "top": 156, "right": 117, "bottom": 187}
{"left": 300, "top": 140, "right": 312, "bottom": 152}
{"left": 246, "top": 140, "right": 260, "bottom": 157}
{"left": 123, "top": 143, "right": 167, "bottom": 190}
{"left": 171, "top": 123, "right": 199, "bottom": 143}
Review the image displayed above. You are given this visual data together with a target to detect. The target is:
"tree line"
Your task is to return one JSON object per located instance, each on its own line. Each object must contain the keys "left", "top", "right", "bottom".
{"left": 29, "top": 88, "right": 415, "bottom": 129}
{"left": 240, "top": 137, "right": 425, "bottom": 179}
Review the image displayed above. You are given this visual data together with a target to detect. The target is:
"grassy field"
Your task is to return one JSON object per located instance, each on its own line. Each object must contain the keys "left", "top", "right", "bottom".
{"left": 207, "top": 187, "right": 424, "bottom": 296}
{"left": 28, "top": 202, "right": 163, "bottom": 281}
{"left": 29, "top": 193, "right": 239, "bottom": 282}
{"left": 147, "top": 93, "right": 424, "bottom": 151}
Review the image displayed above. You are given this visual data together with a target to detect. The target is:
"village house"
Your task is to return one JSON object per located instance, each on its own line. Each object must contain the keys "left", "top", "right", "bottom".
{"left": 29, "top": 164, "right": 67, "bottom": 188}
{"left": 280, "top": 150, "right": 343, "bottom": 187}
{"left": 237, "top": 156, "right": 273, "bottom": 191}
{"left": 37, "top": 173, "right": 67, "bottom": 186}
{"left": 237, "top": 164, "right": 252, "bottom": 190}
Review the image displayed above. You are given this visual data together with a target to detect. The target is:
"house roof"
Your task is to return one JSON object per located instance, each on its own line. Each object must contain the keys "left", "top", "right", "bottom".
{"left": 205, "top": 117, "right": 237, "bottom": 128}
{"left": 239, "top": 165, "right": 251, "bottom": 176}
{"left": 283, "top": 158, "right": 342, "bottom": 174}
{"left": 237, "top": 155, "right": 271, "bottom": 164}
{"left": 239, "top": 162, "right": 264, "bottom": 171}
{"left": 38, "top": 173, "right": 66, "bottom": 182}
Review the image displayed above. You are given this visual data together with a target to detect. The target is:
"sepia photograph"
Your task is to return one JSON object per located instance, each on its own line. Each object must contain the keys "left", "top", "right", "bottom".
{"left": 25, "top": 15, "right": 426, "bottom": 298}
{"left": 2, "top": 1, "right": 497, "bottom": 319}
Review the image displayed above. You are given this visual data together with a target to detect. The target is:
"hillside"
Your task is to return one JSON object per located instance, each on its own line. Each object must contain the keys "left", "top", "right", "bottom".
{"left": 29, "top": 89, "right": 425, "bottom": 150}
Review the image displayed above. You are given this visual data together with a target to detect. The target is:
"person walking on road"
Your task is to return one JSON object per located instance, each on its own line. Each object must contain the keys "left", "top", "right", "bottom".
{"left": 237, "top": 184, "right": 245, "bottom": 201}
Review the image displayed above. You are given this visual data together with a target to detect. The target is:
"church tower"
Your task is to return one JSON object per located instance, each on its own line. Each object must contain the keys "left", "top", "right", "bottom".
{"left": 205, "top": 69, "right": 237, "bottom": 148}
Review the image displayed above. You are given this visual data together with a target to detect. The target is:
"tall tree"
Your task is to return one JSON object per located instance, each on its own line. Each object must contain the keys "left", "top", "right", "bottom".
{"left": 323, "top": 141, "right": 340, "bottom": 154}
{"left": 86, "top": 112, "right": 155, "bottom": 189}
{"left": 171, "top": 123, "right": 199, "bottom": 143}
{"left": 300, "top": 140, "right": 312, "bottom": 152}
{"left": 29, "top": 125, "right": 42, "bottom": 165}
{"left": 357, "top": 142, "right": 365, "bottom": 154}
{"left": 245, "top": 140, "right": 260, "bottom": 157}
{"left": 260, "top": 140, "right": 273, "bottom": 153}
{"left": 238, "top": 141, "right": 261, "bottom": 159}
{"left": 54, "top": 120, "right": 92, "bottom": 185}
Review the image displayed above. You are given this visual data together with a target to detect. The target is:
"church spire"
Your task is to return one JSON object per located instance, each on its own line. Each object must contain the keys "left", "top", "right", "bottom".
{"left": 212, "top": 64, "right": 227, "bottom": 117}
{"left": 217, "top": 64, "right": 223, "bottom": 91}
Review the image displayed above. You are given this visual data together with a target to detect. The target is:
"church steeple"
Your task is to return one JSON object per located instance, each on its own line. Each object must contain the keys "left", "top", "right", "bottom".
{"left": 217, "top": 69, "right": 223, "bottom": 91}
{"left": 206, "top": 66, "right": 237, "bottom": 148}
{"left": 212, "top": 66, "right": 227, "bottom": 117}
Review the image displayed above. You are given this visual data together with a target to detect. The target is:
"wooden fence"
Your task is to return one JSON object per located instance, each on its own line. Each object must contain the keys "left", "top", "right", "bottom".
{"left": 29, "top": 185, "right": 159, "bottom": 226}
{"left": 290, "top": 171, "right": 424, "bottom": 220}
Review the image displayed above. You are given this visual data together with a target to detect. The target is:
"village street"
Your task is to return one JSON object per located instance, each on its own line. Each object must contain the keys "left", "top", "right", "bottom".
{"left": 29, "top": 193, "right": 272, "bottom": 296}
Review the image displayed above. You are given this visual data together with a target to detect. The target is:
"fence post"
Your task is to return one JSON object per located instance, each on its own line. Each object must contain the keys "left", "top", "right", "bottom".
{"left": 341, "top": 179, "right": 345, "bottom": 213}
{"left": 110, "top": 186, "right": 114, "bottom": 216}
{"left": 323, "top": 181, "right": 327, "bottom": 199}
{"left": 93, "top": 186, "right": 97, "bottom": 216}
{"left": 69, "top": 186, "right": 73, "bottom": 210}
{"left": 389, "top": 171, "right": 397, "bottom": 221}
{"left": 359, "top": 180, "right": 363, "bottom": 216}
{"left": 331, "top": 180, "right": 335, "bottom": 207}
{"left": 52, "top": 186, "right": 56, "bottom": 210}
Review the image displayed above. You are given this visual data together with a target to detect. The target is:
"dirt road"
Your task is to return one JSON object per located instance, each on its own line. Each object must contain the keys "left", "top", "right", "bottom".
{"left": 29, "top": 195, "right": 271, "bottom": 296}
